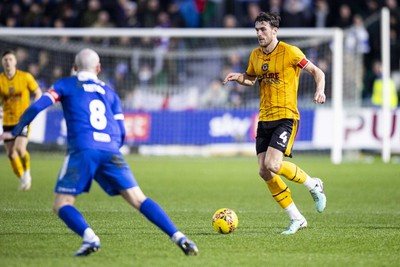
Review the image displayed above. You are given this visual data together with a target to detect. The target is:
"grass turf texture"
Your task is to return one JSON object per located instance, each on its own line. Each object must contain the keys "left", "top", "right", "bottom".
{"left": 0, "top": 153, "right": 399, "bottom": 267}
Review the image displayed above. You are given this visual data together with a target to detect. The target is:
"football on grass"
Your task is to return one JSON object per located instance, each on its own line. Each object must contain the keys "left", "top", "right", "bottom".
{"left": 212, "top": 208, "right": 238, "bottom": 234}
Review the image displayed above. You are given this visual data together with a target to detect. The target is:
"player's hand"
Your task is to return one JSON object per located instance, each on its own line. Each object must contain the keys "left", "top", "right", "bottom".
{"left": 0, "top": 132, "right": 14, "bottom": 141}
{"left": 313, "top": 90, "right": 326, "bottom": 104}
{"left": 223, "top": 73, "right": 241, "bottom": 84}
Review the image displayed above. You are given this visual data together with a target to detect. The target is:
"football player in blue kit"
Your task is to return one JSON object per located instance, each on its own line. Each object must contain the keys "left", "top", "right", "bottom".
{"left": 0, "top": 48, "right": 198, "bottom": 257}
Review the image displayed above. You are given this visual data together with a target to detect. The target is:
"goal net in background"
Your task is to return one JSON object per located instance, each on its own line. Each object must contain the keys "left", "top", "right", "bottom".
{"left": 0, "top": 28, "right": 362, "bottom": 162}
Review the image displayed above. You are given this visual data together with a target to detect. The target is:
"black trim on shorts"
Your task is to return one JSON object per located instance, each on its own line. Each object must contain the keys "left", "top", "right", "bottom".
{"left": 2, "top": 125, "right": 28, "bottom": 141}
{"left": 255, "top": 119, "right": 295, "bottom": 157}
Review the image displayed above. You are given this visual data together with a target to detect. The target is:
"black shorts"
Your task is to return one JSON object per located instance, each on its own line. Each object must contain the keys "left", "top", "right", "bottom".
{"left": 255, "top": 119, "right": 298, "bottom": 157}
{"left": 3, "top": 125, "right": 29, "bottom": 142}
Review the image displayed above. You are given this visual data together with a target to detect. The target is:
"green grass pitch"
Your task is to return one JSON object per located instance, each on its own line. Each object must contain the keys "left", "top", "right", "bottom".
{"left": 1, "top": 152, "right": 399, "bottom": 267}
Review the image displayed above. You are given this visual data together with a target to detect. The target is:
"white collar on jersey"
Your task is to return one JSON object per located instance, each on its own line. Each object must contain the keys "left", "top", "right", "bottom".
{"left": 77, "top": 71, "right": 98, "bottom": 81}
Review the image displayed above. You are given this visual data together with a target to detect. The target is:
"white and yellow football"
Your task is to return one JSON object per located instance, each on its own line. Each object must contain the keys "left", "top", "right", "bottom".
{"left": 212, "top": 208, "right": 238, "bottom": 234}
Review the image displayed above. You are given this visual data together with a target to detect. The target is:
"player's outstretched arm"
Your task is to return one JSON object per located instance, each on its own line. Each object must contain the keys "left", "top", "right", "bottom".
{"left": 11, "top": 95, "right": 54, "bottom": 137}
{"left": 223, "top": 72, "right": 256, "bottom": 86}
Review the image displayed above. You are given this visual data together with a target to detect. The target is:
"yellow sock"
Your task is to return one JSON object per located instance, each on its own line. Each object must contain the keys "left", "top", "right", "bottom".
{"left": 266, "top": 175, "right": 293, "bottom": 209}
{"left": 276, "top": 161, "right": 308, "bottom": 184}
{"left": 20, "top": 152, "right": 31, "bottom": 171}
{"left": 10, "top": 157, "right": 24, "bottom": 178}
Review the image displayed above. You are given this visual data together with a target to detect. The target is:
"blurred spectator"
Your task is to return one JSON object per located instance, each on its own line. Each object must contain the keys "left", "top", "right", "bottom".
{"left": 345, "top": 14, "right": 370, "bottom": 54}
{"left": 15, "top": 48, "right": 29, "bottom": 71}
{"left": 362, "top": 0, "right": 380, "bottom": 18}
{"left": 242, "top": 2, "right": 261, "bottom": 27}
{"left": 122, "top": 1, "right": 141, "bottom": 28}
{"left": 112, "top": 0, "right": 130, "bottom": 27}
{"left": 108, "top": 61, "right": 131, "bottom": 99}
{"left": 167, "top": 2, "right": 186, "bottom": 28}
{"left": 58, "top": 3, "right": 79, "bottom": 28}
{"left": 50, "top": 65, "right": 64, "bottom": 85}
{"left": 137, "top": 64, "right": 153, "bottom": 88}
{"left": 312, "top": 0, "right": 331, "bottom": 28}
{"left": 138, "top": 0, "right": 161, "bottom": 28}
{"left": 200, "top": 79, "right": 229, "bottom": 108}
{"left": 222, "top": 14, "right": 238, "bottom": 28}
{"left": 226, "top": 54, "right": 243, "bottom": 73}
{"left": 23, "top": 3, "right": 43, "bottom": 27}
{"left": 157, "top": 11, "right": 171, "bottom": 28}
{"left": 3, "top": 3, "right": 23, "bottom": 27}
{"left": 53, "top": 18, "right": 70, "bottom": 44}
{"left": 370, "top": 60, "right": 398, "bottom": 108}
{"left": 5, "top": 16, "right": 19, "bottom": 27}
{"left": 280, "top": 0, "right": 312, "bottom": 27}
{"left": 332, "top": 3, "right": 353, "bottom": 29}
{"left": 344, "top": 14, "right": 370, "bottom": 105}
{"left": 81, "top": 0, "right": 102, "bottom": 27}
{"left": 92, "top": 10, "right": 115, "bottom": 28}
{"left": 37, "top": 50, "right": 52, "bottom": 86}
{"left": 86, "top": 10, "right": 115, "bottom": 46}
{"left": 116, "top": 36, "right": 133, "bottom": 47}
{"left": 267, "top": 0, "right": 283, "bottom": 14}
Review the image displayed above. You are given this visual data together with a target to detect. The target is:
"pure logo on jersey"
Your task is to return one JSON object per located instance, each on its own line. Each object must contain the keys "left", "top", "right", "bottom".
{"left": 83, "top": 84, "right": 105, "bottom": 95}
{"left": 257, "top": 72, "right": 280, "bottom": 85}
{"left": 8, "top": 87, "right": 14, "bottom": 93}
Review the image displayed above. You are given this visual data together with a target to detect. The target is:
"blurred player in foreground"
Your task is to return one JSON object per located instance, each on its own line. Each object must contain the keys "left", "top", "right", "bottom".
{"left": 0, "top": 50, "right": 42, "bottom": 191}
{"left": 0, "top": 48, "right": 198, "bottom": 256}
{"left": 223, "top": 12, "right": 327, "bottom": 235}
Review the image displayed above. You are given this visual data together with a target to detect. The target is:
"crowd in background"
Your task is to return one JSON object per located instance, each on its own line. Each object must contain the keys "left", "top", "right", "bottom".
{"left": 0, "top": 0, "right": 399, "bottom": 108}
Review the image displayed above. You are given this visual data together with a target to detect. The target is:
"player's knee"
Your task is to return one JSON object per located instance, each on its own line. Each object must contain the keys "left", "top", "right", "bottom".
{"left": 53, "top": 194, "right": 75, "bottom": 214}
{"left": 266, "top": 161, "right": 280, "bottom": 174}
{"left": 121, "top": 187, "right": 147, "bottom": 209}
{"left": 53, "top": 202, "right": 71, "bottom": 214}
{"left": 6, "top": 150, "right": 17, "bottom": 159}
{"left": 15, "top": 147, "right": 26, "bottom": 157}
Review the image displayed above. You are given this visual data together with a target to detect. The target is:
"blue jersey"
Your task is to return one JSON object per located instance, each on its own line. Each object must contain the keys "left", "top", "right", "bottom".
{"left": 47, "top": 72, "right": 124, "bottom": 153}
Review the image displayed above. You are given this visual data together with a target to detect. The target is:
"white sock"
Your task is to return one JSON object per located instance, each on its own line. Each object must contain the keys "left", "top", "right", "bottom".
{"left": 22, "top": 169, "right": 30, "bottom": 179}
{"left": 303, "top": 176, "right": 317, "bottom": 190}
{"left": 171, "top": 231, "right": 185, "bottom": 243}
{"left": 284, "top": 203, "right": 304, "bottom": 220}
{"left": 83, "top": 228, "right": 98, "bottom": 242}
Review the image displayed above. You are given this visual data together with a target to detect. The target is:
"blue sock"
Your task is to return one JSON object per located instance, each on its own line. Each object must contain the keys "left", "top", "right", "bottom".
{"left": 139, "top": 198, "right": 178, "bottom": 237}
{"left": 58, "top": 205, "right": 89, "bottom": 237}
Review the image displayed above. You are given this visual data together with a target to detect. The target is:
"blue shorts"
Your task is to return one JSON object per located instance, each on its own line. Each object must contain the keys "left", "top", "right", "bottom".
{"left": 55, "top": 149, "right": 138, "bottom": 196}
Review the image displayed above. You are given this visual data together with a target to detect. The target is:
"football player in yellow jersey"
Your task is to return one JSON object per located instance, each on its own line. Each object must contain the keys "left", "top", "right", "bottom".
{"left": 0, "top": 50, "right": 42, "bottom": 191}
{"left": 223, "top": 12, "right": 327, "bottom": 234}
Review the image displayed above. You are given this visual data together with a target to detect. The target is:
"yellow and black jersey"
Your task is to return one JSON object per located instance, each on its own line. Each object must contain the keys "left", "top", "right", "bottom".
{"left": 0, "top": 70, "right": 39, "bottom": 126}
{"left": 246, "top": 41, "right": 309, "bottom": 122}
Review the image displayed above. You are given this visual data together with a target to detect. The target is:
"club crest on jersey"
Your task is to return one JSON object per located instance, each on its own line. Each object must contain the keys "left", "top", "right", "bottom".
{"left": 262, "top": 64, "right": 268, "bottom": 71}
{"left": 9, "top": 87, "right": 14, "bottom": 93}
